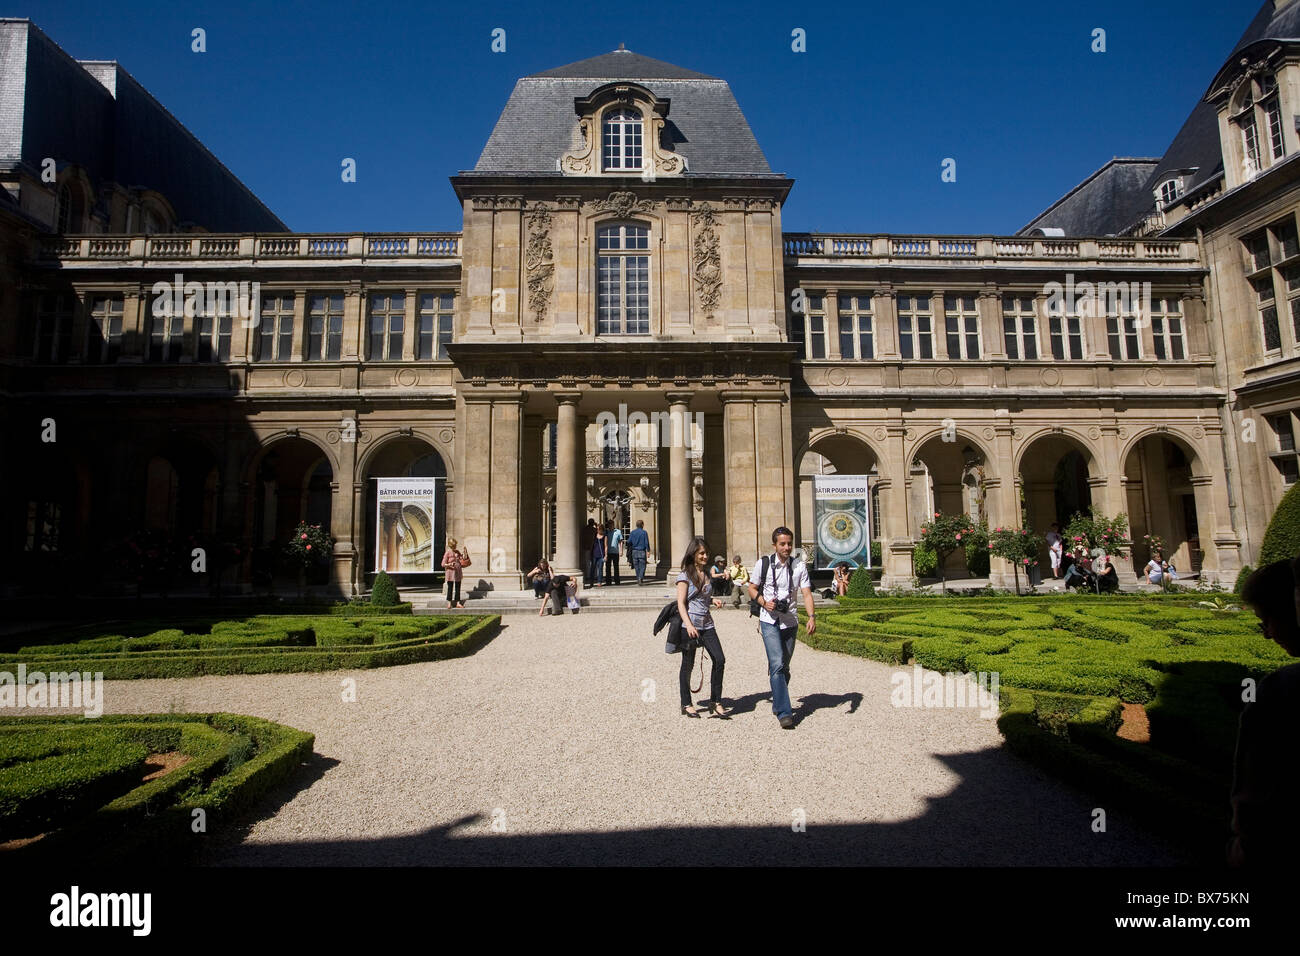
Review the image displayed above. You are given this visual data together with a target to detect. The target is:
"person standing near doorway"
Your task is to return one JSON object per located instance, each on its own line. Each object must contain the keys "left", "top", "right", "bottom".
{"left": 605, "top": 519, "right": 623, "bottom": 586}
{"left": 628, "top": 519, "right": 650, "bottom": 585}
{"left": 441, "top": 537, "right": 470, "bottom": 609}
{"left": 580, "top": 519, "right": 596, "bottom": 584}
{"left": 1046, "top": 523, "right": 1064, "bottom": 580}
{"left": 590, "top": 522, "right": 606, "bottom": 587}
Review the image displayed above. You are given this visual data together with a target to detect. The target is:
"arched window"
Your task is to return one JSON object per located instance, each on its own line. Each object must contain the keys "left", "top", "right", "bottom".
{"left": 596, "top": 223, "right": 650, "bottom": 334}
{"left": 602, "top": 108, "right": 643, "bottom": 171}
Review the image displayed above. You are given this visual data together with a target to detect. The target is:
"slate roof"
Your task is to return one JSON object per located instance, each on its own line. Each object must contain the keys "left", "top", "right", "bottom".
{"left": 1018, "top": 159, "right": 1159, "bottom": 237}
{"left": 469, "top": 47, "right": 773, "bottom": 176}
{"left": 1021, "top": 2, "right": 1300, "bottom": 235}
{"left": 0, "top": 19, "right": 286, "bottom": 232}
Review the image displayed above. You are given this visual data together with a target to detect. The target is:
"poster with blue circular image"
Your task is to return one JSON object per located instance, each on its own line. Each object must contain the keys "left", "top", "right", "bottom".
{"left": 813, "top": 476, "right": 871, "bottom": 571}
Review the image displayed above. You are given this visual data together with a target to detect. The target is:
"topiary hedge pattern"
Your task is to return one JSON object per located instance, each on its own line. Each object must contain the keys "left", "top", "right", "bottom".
{"left": 3, "top": 614, "right": 502, "bottom": 680}
{"left": 1258, "top": 480, "right": 1300, "bottom": 565}
{"left": 799, "top": 595, "right": 1290, "bottom": 859}
{"left": 0, "top": 712, "right": 314, "bottom": 862}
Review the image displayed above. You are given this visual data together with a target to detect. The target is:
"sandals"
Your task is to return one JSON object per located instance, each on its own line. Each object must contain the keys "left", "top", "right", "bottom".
{"left": 709, "top": 702, "right": 731, "bottom": 719}
{"left": 681, "top": 705, "right": 702, "bottom": 718}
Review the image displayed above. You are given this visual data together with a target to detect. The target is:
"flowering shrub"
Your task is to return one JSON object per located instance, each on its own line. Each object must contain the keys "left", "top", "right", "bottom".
{"left": 1065, "top": 509, "right": 1130, "bottom": 558}
{"left": 918, "top": 512, "right": 977, "bottom": 593}
{"left": 283, "top": 522, "right": 334, "bottom": 571}
{"left": 1141, "top": 532, "right": 1166, "bottom": 558}
{"left": 988, "top": 527, "right": 1044, "bottom": 595}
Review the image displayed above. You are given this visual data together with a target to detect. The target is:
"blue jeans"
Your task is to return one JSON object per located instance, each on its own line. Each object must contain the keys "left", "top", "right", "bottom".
{"left": 631, "top": 550, "right": 647, "bottom": 583}
{"left": 759, "top": 619, "right": 797, "bottom": 719}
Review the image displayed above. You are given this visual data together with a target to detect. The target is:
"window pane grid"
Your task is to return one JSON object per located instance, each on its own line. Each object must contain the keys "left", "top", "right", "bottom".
{"left": 368, "top": 293, "right": 405, "bottom": 360}
{"left": 897, "top": 294, "right": 934, "bottom": 360}
{"left": 943, "top": 295, "right": 980, "bottom": 359}
{"left": 596, "top": 225, "right": 650, "bottom": 334}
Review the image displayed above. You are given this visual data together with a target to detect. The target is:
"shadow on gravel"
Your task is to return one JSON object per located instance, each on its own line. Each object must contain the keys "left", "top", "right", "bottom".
{"left": 196, "top": 752, "right": 340, "bottom": 864}
{"left": 204, "top": 749, "right": 1193, "bottom": 867}
{"left": 694, "top": 690, "right": 863, "bottom": 722}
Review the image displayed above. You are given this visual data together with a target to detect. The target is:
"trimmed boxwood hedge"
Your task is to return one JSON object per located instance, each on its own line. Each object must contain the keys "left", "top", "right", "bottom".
{"left": 1, "top": 713, "right": 314, "bottom": 863}
{"left": 1259, "top": 480, "right": 1300, "bottom": 565}
{"left": 2, "top": 613, "right": 501, "bottom": 680}
{"left": 800, "top": 595, "right": 1289, "bottom": 858}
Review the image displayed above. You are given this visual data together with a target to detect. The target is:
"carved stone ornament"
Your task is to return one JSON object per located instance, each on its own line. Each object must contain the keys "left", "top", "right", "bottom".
{"left": 692, "top": 203, "right": 722, "bottom": 321}
{"left": 593, "top": 191, "right": 658, "bottom": 218}
{"left": 525, "top": 205, "right": 554, "bottom": 321}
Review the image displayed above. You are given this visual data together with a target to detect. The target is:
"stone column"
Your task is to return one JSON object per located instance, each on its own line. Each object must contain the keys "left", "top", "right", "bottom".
{"left": 520, "top": 414, "right": 545, "bottom": 572}
{"left": 667, "top": 391, "right": 695, "bottom": 567}
{"left": 880, "top": 424, "right": 913, "bottom": 587}
{"left": 721, "top": 390, "right": 793, "bottom": 564}
{"left": 702, "top": 412, "right": 727, "bottom": 561}
{"left": 874, "top": 285, "right": 898, "bottom": 359}
{"left": 980, "top": 288, "right": 1005, "bottom": 359}
{"left": 1093, "top": 427, "right": 1136, "bottom": 582}
{"left": 1192, "top": 426, "right": 1242, "bottom": 582}
{"left": 289, "top": 290, "right": 306, "bottom": 362}
{"left": 328, "top": 417, "right": 357, "bottom": 597}
{"left": 456, "top": 389, "right": 525, "bottom": 591}
{"left": 987, "top": 423, "right": 1020, "bottom": 587}
{"left": 825, "top": 290, "right": 842, "bottom": 360}
{"left": 553, "top": 392, "right": 583, "bottom": 576}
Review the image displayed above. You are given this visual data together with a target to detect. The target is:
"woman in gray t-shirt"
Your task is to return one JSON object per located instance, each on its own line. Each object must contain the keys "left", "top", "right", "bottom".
{"left": 676, "top": 536, "right": 729, "bottom": 718}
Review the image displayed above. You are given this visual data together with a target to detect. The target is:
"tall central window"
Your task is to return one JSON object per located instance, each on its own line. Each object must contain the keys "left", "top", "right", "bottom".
{"left": 602, "top": 109, "right": 643, "bottom": 171}
{"left": 369, "top": 293, "right": 405, "bottom": 360}
{"left": 1046, "top": 297, "right": 1085, "bottom": 360}
{"left": 1001, "top": 295, "right": 1038, "bottom": 359}
{"left": 896, "top": 293, "right": 934, "bottom": 359}
{"left": 597, "top": 224, "right": 649, "bottom": 334}
{"left": 943, "top": 294, "right": 980, "bottom": 359}
{"left": 308, "top": 294, "right": 344, "bottom": 361}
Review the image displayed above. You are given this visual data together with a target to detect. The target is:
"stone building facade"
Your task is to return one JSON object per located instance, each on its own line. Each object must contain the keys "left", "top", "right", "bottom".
{"left": 5, "top": 7, "right": 1300, "bottom": 598}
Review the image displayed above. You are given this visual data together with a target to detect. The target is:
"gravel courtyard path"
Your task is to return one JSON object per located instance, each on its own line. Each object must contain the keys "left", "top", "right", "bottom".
{"left": 90, "top": 607, "right": 1184, "bottom": 865}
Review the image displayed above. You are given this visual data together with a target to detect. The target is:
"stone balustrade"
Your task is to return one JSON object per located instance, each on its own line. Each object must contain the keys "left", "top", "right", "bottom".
{"left": 36, "top": 233, "right": 463, "bottom": 263}
{"left": 782, "top": 234, "right": 1198, "bottom": 263}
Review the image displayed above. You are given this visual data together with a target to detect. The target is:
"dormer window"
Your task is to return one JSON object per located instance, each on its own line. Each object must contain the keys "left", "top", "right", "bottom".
{"left": 602, "top": 109, "right": 643, "bottom": 171}
{"left": 1158, "top": 178, "right": 1182, "bottom": 207}
{"left": 1231, "top": 70, "right": 1288, "bottom": 182}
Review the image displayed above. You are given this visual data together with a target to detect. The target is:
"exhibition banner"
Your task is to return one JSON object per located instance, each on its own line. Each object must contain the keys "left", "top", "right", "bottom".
{"left": 813, "top": 475, "right": 871, "bottom": 571}
{"left": 374, "top": 478, "right": 438, "bottom": 573}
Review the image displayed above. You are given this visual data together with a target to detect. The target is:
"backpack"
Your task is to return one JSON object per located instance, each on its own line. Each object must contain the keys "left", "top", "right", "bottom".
{"left": 748, "top": 554, "right": 799, "bottom": 618}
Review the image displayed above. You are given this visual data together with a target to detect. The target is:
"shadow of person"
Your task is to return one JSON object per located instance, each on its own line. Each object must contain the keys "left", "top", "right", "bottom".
{"left": 717, "top": 691, "right": 771, "bottom": 716}
{"left": 794, "top": 691, "right": 863, "bottom": 720}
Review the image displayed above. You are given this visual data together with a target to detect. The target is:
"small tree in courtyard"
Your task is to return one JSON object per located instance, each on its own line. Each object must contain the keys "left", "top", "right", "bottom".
{"left": 988, "top": 527, "right": 1043, "bottom": 595}
{"left": 371, "top": 570, "right": 399, "bottom": 606}
{"left": 918, "top": 512, "right": 976, "bottom": 594}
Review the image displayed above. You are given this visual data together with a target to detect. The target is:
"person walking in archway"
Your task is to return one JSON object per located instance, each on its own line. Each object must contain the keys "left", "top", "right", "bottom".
{"left": 589, "top": 521, "right": 606, "bottom": 587}
{"left": 628, "top": 519, "right": 650, "bottom": 585}
{"left": 604, "top": 518, "right": 623, "bottom": 586}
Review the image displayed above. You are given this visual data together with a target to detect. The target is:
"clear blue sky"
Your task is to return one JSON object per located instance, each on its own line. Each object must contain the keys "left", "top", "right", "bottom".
{"left": 26, "top": 0, "right": 1260, "bottom": 234}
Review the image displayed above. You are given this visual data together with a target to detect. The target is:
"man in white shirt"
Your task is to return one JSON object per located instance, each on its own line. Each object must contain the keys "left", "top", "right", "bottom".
{"left": 747, "top": 526, "right": 816, "bottom": 729}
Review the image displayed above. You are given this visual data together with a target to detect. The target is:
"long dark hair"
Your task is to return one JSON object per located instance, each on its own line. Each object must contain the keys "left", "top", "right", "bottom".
{"left": 679, "top": 536, "right": 710, "bottom": 588}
